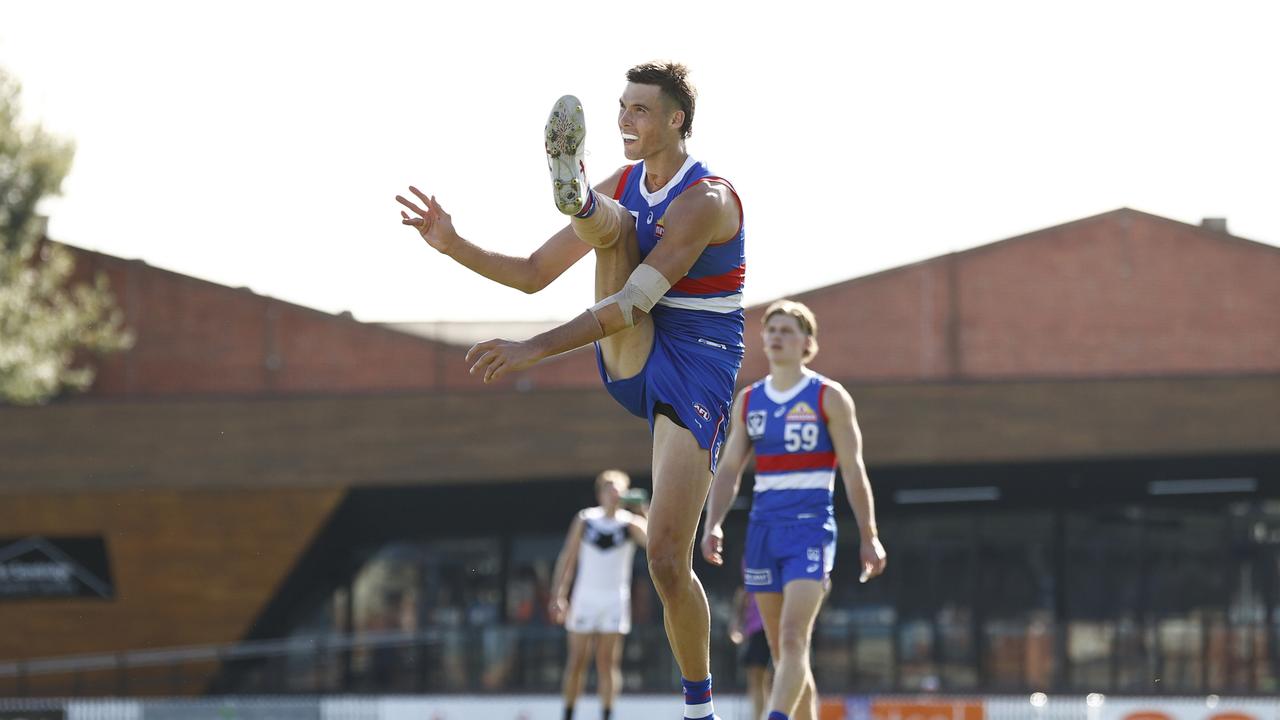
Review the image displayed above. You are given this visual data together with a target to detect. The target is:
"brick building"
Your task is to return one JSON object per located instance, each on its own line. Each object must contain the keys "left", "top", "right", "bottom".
{"left": 1, "top": 208, "right": 1278, "bottom": 695}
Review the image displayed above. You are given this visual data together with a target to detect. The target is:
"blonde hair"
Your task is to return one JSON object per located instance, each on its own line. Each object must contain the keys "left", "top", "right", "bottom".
{"left": 763, "top": 299, "right": 819, "bottom": 362}
{"left": 595, "top": 469, "right": 631, "bottom": 492}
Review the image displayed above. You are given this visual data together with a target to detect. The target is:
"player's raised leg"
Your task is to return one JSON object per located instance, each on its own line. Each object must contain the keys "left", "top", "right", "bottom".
{"left": 544, "top": 94, "right": 653, "bottom": 381}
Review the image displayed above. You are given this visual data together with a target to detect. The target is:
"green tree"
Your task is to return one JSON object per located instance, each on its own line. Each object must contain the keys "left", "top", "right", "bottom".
{"left": 0, "top": 68, "right": 132, "bottom": 405}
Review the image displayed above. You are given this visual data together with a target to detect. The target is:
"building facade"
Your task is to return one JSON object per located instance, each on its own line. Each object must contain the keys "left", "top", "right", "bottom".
{"left": 1, "top": 209, "right": 1278, "bottom": 696}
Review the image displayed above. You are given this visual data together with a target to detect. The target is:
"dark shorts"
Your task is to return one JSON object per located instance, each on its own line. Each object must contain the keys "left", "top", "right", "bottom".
{"left": 739, "top": 628, "right": 771, "bottom": 668}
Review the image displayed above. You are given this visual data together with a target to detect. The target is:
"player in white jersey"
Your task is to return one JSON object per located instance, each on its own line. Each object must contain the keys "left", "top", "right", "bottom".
{"left": 700, "top": 301, "right": 887, "bottom": 720}
{"left": 550, "top": 470, "right": 648, "bottom": 720}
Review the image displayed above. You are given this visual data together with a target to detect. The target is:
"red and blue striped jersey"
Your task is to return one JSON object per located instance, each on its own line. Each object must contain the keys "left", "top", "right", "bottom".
{"left": 613, "top": 156, "right": 745, "bottom": 353}
{"left": 742, "top": 370, "right": 837, "bottom": 523}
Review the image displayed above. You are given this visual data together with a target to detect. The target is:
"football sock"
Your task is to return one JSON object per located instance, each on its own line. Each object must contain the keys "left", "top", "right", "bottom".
{"left": 682, "top": 675, "right": 714, "bottom": 719}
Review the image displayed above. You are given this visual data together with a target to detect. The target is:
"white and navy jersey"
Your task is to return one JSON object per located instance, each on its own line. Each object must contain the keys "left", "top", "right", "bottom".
{"left": 571, "top": 507, "right": 637, "bottom": 601}
{"left": 743, "top": 370, "right": 837, "bottom": 524}
{"left": 612, "top": 156, "right": 745, "bottom": 355}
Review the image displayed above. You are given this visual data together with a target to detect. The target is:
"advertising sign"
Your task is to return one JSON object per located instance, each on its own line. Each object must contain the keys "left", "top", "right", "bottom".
{"left": 1101, "top": 699, "right": 1272, "bottom": 720}
{"left": 0, "top": 536, "right": 113, "bottom": 600}
{"left": 845, "top": 697, "right": 984, "bottom": 720}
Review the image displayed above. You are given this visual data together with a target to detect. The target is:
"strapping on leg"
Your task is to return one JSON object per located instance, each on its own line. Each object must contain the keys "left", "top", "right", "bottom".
{"left": 572, "top": 191, "right": 627, "bottom": 249}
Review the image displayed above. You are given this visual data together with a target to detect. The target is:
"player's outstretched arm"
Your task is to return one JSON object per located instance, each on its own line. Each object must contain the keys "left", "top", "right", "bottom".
{"left": 824, "top": 382, "right": 887, "bottom": 583}
{"left": 397, "top": 187, "right": 589, "bottom": 294}
{"left": 395, "top": 167, "right": 624, "bottom": 295}
{"left": 701, "top": 388, "right": 753, "bottom": 567}
{"left": 548, "top": 510, "right": 586, "bottom": 625}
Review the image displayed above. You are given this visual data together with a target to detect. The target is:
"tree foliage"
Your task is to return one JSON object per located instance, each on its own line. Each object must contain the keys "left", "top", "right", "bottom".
{"left": 0, "top": 68, "right": 133, "bottom": 405}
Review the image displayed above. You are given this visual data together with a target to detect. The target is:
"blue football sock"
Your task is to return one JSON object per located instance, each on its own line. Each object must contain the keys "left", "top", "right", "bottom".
{"left": 681, "top": 675, "right": 714, "bottom": 718}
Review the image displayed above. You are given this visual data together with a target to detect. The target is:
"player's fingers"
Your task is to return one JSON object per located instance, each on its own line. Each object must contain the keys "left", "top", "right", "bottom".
{"left": 396, "top": 195, "right": 428, "bottom": 217}
{"left": 428, "top": 194, "right": 447, "bottom": 217}
{"left": 469, "top": 350, "right": 497, "bottom": 376}
{"left": 400, "top": 212, "right": 428, "bottom": 230}
{"left": 465, "top": 340, "right": 496, "bottom": 363}
{"left": 409, "top": 186, "right": 432, "bottom": 206}
{"left": 485, "top": 357, "right": 506, "bottom": 383}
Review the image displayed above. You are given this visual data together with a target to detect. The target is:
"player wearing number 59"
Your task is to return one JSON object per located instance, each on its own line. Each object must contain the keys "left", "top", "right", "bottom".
{"left": 700, "top": 300, "right": 886, "bottom": 720}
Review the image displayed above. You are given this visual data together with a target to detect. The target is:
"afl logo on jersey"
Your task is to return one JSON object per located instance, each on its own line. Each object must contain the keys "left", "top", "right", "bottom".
{"left": 746, "top": 410, "right": 767, "bottom": 439}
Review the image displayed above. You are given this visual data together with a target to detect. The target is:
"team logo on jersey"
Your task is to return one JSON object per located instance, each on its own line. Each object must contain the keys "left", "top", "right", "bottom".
{"left": 746, "top": 410, "right": 767, "bottom": 439}
{"left": 654, "top": 217, "right": 665, "bottom": 239}
{"left": 692, "top": 402, "right": 712, "bottom": 422}
{"left": 787, "top": 401, "right": 819, "bottom": 423}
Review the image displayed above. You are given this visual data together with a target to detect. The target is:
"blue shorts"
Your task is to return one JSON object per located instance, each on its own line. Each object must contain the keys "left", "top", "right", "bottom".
{"left": 742, "top": 518, "right": 837, "bottom": 593}
{"left": 594, "top": 310, "right": 741, "bottom": 471}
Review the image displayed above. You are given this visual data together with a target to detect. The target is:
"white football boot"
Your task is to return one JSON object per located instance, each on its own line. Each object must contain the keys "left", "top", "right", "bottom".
{"left": 545, "top": 94, "right": 589, "bottom": 215}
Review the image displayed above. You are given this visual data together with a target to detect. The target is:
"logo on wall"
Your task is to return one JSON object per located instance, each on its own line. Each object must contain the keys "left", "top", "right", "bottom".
{"left": 0, "top": 536, "right": 114, "bottom": 601}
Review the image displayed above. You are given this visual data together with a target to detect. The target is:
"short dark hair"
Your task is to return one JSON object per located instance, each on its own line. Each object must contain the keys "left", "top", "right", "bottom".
{"left": 626, "top": 61, "right": 696, "bottom": 139}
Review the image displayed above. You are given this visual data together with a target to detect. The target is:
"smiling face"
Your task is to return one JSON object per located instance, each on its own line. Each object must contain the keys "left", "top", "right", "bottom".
{"left": 618, "top": 82, "right": 684, "bottom": 161}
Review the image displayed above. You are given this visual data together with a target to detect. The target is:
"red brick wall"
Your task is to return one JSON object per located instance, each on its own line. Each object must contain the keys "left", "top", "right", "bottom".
{"left": 956, "top": 211, "right": 1280, "bottom": 378}
{"left": 70, "top": 250, "right": 520, "bottom": 397}
{"left": 742, "top": 210, "right": 1280, "bottom": 385}
{"left": 65, "top": 209, "right": 1280, "bottom": 398}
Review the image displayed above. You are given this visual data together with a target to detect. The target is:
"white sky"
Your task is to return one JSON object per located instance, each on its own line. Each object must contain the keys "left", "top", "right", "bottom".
{"left": 2, "top": 0, "right": 1277, "bottom": 323}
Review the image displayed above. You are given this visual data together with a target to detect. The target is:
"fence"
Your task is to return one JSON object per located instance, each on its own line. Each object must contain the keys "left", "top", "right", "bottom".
{"left": 0, "top": 694, "right": 1275, "bottom": 720}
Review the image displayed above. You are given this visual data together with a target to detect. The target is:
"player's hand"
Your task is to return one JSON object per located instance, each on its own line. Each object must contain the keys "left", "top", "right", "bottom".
{"left": 700, "top": 525, "right": 725, "bottom": 566}
{"left": 465, "top": 338, "right": 543, "bottom": 383}
{"left": 859, "top": 535, "right": 887, "bottom": 583}
{"left": 396, "top": 187, "right": 458, "bottom": 254}
{"left": 549, "top": 597, "right": 568, "bottom": 625}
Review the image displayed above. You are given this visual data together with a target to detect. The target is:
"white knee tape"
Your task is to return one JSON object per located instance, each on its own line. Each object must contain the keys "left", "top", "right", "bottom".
{"left": 572, "top": 193, "right": 628, "bottom": 249}
{"left": 589, "top": 264, "right": 671, "bottom": 328}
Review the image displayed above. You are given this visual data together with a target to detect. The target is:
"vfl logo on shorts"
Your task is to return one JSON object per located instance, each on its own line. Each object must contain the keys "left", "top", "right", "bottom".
{"left": 692, "top": 403, "right": 712, "bottom": 422}
{"left": 746, "top": 410, "right": 767, "bottom": 439}
{"left": 743, "top": 567, "right": 773, "bottom": 586}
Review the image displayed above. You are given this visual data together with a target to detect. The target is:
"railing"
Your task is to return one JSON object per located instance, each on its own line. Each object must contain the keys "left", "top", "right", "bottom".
{"left": 2, "top": 619, "right": 1277, "bottom": 697}
{"left": 0, "top": 626, "right": 697, "bottom": 697}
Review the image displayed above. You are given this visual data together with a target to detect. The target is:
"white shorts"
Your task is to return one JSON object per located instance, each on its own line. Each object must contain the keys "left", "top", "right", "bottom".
{"left": 566, "top": 593, "right": 631, "bottom": 635}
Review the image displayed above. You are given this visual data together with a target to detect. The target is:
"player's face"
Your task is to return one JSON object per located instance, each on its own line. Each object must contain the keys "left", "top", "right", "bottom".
{"left": 598, "top": 479, "right": 624, "bottom": 508}
{"left": 618, "top": 83, "right": 682, "bottom": 161}
{"left": 762, "top": 314, "right": 811, "bottom": 365}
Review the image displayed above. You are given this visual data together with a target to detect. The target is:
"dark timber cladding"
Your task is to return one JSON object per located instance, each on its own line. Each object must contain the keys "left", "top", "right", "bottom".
{"left": 1, "top": 375, "right": 1278, "bottom": 491}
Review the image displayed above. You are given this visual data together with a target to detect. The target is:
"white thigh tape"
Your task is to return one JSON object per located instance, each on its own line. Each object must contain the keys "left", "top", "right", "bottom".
{"left": 589, "top": 263, "right": 671, "bottom": 328}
